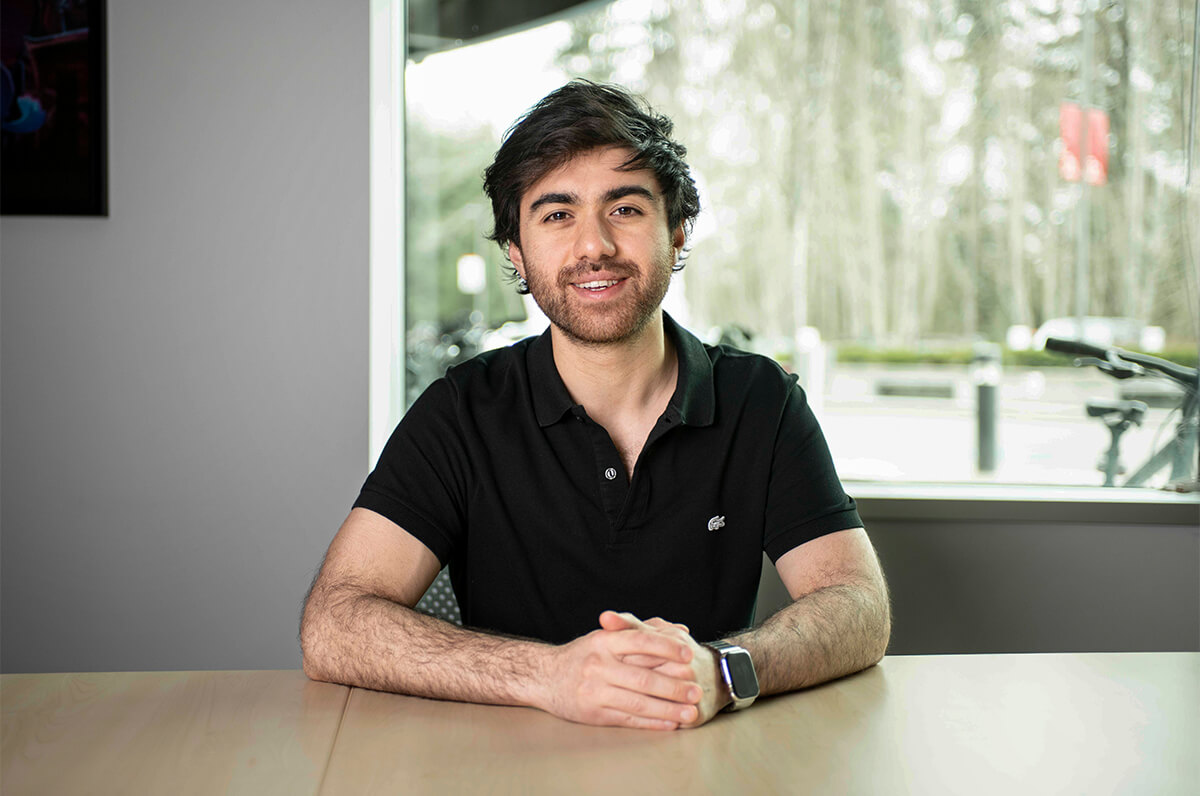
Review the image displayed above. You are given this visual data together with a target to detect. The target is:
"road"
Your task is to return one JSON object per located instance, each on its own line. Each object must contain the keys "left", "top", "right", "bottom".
{"left": 815, "top": 364, "right": 1187, "bottom": 488}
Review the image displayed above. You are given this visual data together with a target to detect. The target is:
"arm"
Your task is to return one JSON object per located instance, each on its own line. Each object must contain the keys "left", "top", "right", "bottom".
{"left": 727, "top": 526, "right": 891, "bottom": 695}
{"left": 300, "top": 508, "right": 704, "bottom": 730}
{"left": 608, "top": 526, "right": 890, "bottom": 724}
{"left": 722, "top": 383, "right": 888, "bottom": 694}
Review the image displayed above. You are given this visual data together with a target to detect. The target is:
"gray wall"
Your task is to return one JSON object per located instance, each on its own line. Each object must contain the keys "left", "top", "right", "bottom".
{"left": 1, "top": 1, "right": 368, "bottom": 673}
{"left": 872, "top": 516, "right": 1198, "bottom": 654}
{"left": 757, "top": 498, "right": 1200, "bottom": 654}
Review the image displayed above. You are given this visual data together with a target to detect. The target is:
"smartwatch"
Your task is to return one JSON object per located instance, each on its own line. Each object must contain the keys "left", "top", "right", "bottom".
{"left": 707, "top": 641, "right": 760, "bottom": 711}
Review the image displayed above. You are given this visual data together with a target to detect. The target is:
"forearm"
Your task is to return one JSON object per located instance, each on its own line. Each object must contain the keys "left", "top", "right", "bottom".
{"left": 300, "top": 581, "right": 551, "bottom": 709}
{"left": 727, "top": 577, "right": 891, "bottom": 696}
{"left": 303, "top": 510, "right": 703, "bottom": 730}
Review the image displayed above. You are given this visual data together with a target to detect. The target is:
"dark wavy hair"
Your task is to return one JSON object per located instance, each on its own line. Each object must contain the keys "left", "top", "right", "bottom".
{"left": 482, "top": 80, "right": 701, "bottom": 290}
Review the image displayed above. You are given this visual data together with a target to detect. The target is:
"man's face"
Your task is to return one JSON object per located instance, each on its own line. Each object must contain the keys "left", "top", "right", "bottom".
{"left": 508, "top": 146, "right": 685, "bottom": 346}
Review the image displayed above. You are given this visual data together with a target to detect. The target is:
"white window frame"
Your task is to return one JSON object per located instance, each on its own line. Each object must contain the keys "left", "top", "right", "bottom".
{"left": 368, "top": 0, "right": 406, "bottom": 467}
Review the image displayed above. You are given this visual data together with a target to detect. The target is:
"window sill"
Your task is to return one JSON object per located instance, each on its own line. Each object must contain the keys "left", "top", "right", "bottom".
{"left": 848, "top": 481, "right": 1199, "bottom": 525}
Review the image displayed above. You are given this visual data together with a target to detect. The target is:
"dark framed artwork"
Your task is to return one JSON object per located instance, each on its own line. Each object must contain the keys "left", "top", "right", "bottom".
{"left": 1, "top": 0, "right": 108, "bottom": 215}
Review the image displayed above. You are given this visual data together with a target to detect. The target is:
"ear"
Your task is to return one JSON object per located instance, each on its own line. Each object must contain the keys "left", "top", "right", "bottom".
{"left": 671, "top": 225, "right": 686, "bottom": 252}
{"left": 507, "top": 241, "right": 525, "bottom": 274}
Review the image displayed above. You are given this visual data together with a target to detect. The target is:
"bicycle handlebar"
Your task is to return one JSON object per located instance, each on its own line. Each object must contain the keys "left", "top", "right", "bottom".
{"left": 1044, "top": 337, "right": 1110, "bottom": 359}
{"left": 1044, "top": 337, "right": 1198, "bottom": 388}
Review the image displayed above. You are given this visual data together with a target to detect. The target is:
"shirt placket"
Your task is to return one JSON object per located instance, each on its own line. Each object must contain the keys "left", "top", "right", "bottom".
{"left": 577, "top": 406, "right": 685, "bottom": 543}
{"left": 571, "top": 408, "right": 628, "bottom": 535}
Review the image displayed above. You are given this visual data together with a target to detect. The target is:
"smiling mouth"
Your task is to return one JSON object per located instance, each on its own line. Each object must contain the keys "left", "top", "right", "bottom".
{"left": 573, "top": 279, "right": 623, "bottom": 291}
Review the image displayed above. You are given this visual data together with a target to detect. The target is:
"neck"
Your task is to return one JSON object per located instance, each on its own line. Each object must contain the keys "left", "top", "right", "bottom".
{"left": 550, "top": 311, "right": 676, "bottom": 420}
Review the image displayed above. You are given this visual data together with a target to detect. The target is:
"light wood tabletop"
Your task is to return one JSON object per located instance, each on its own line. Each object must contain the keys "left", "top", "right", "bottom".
{"left": 0, "top": 669, "right": 348, "bottom": 796}
{"left": 3, "top": 653, "right": 1196, "bottom": 795}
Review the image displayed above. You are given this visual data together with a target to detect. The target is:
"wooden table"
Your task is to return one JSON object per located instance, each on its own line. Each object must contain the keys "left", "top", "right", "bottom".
{"left": 3, "top": 653, "right": 1196, "bottom": 795}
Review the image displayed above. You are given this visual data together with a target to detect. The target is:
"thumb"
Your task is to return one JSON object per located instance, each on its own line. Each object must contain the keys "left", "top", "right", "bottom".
{"left": 598, "top": 610, "right": 641, "bottom": 631}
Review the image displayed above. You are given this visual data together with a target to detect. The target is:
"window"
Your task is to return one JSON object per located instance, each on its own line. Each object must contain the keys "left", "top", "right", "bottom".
{"left": 398, "top": 0, "right": 1199, "bottom": 491}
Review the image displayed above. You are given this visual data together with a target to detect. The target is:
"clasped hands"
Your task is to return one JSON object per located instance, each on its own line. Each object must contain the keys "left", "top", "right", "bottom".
{"left": 540, "top": 609, "right": 730, "bottom": 731}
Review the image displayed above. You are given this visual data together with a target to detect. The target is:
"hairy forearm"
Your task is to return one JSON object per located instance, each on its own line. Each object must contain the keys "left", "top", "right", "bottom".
{"left": 300, "top": 580, "right": 550, "bottom": 708}
{"left": 728, "top": 578, "right": 891, "bottom": 695}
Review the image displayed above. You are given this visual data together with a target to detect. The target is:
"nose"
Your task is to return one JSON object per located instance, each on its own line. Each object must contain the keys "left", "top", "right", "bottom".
{"left": 572, "top": 212, "right": 616, "bottom": 262}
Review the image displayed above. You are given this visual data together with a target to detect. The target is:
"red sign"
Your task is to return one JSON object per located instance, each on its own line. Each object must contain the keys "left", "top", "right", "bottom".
{"left": 1059, "top": 103, "right": 1109, "bottom": 185}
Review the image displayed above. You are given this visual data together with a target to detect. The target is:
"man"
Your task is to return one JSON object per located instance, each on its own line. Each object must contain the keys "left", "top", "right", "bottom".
{"left": 301, "top": 81, "right": 890, "bottom": 731}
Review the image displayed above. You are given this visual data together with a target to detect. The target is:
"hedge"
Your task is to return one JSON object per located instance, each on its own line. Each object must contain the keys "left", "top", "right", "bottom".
{"left": 833, "top": 344, "right": 1198, "bottom": 368}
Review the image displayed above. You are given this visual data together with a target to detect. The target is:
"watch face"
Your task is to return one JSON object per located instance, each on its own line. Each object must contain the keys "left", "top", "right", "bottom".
{"left": 725, "top": 651, "right": 759, "bottom": 698}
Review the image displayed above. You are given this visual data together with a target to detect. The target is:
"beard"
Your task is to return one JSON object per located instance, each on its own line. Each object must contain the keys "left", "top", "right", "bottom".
{"left": 523, "top": 250, "right": 674, "bottom": 346}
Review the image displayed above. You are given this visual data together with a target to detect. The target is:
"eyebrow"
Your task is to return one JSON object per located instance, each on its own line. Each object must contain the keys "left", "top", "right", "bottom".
{"left": 602, "top": 185, "right": 657, "bottom": 204}
{"left": 528, "top": 191, "right": 578, "bottom": 212}
{"left": 527, "top": 185, "right": 659, "bottom": 213}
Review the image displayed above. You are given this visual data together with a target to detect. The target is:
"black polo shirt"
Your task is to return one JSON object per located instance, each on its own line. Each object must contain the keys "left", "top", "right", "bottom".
{"left": 354, "top": 314, "right": 861, "bottom": 644}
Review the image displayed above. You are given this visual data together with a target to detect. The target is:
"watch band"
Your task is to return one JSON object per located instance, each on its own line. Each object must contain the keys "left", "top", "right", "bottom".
{"left": 708, "top": 641, "right": 760, "bottom": 711}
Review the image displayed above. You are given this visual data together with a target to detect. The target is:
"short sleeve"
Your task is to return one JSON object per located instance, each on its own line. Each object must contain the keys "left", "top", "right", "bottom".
{"left": 353, "top": 378, "right": 471, "bottom": 565}
{"left": 762, "top": 381, "right": 862, "bottom": 562}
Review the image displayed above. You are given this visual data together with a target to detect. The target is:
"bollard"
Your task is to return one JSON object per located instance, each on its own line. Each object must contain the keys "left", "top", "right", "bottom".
{"left": 971, "top": 342, "right": 1002, "bottom": 473}
{"left": 794, "top": 326, "right": 825, "bottom": 417}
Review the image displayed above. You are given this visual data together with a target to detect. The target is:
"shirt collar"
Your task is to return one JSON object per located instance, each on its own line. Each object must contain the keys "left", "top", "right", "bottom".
{"left": 527, "top": 312, "right": 716, "bottom": 428}
{"left": 665, "top": 312, "right": 716, "bottom": 427}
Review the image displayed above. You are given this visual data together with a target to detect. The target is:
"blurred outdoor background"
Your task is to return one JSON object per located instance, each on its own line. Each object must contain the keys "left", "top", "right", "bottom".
{"left": 402, "top": 0, "right": 1199, "bottom": 489}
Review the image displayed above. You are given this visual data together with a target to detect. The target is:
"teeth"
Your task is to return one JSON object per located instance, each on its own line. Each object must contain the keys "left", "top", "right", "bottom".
{"left": 576, "top": 279, "right": 620, "bottom": 289}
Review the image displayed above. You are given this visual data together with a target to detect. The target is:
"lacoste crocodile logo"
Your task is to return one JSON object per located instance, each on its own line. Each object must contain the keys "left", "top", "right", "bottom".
{"left": 707, "top": 515, "right": 726, "bottom": 532}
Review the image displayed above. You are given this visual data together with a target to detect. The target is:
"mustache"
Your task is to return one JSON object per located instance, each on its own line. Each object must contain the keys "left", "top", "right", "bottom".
{"left": 556, "top": 259, "right": 639, "bottom": 288}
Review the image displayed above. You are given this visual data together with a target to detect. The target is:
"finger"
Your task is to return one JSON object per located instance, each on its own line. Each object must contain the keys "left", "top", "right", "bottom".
{"left": 607, "top": 628, "right": 693, "bottom": 663}
{"left": 608, "top": 662, "right": 703, "bottom": 704}
{"left": 645, "top": 617, "right": 690, "bottom": 635}
{"left": 603, "top": 610, "right": 655, "bottom": 631}
{"left": 605, "top": 613, "right": 691, "bottom": 644}
{"left": 648, "top": 660, "right": 698, "bottom": 681}
{"left": 598, "top": 612, "right": 693, "bottom": 663}
{"left": 601, "top": 684, "right": 701, "bottom": 724}
{"left": 620, "top": 653, "right": 676, "bottom": 668}
{"left": 592, "top": 708, "right": 679, "bottom": 731}
{"left": 598, "top": 610, "right": 637, "bottom": 631}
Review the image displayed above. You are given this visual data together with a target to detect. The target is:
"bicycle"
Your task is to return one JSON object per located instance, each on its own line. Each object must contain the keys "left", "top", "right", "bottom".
{"left": 1045, "top": 337, "right": 1199, "bottom": 491}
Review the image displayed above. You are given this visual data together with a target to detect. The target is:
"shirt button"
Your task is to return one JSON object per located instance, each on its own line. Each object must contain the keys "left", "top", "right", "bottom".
{"left": 604, "top": 467, "right": 617, "bottom": 481}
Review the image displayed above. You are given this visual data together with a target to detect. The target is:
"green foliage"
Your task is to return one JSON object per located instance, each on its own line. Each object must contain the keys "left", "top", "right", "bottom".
{"left": 835, "top": 345, "right": 977, "bottom": 366}
{"left": 834, "top": 344, "right": 1198, "bottom": 368}
{"left": 1158, "top": 347, "right": 1200, "bottom": 369}
{"left": 405, "top": 122, "right": 526, "bottom": 331}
